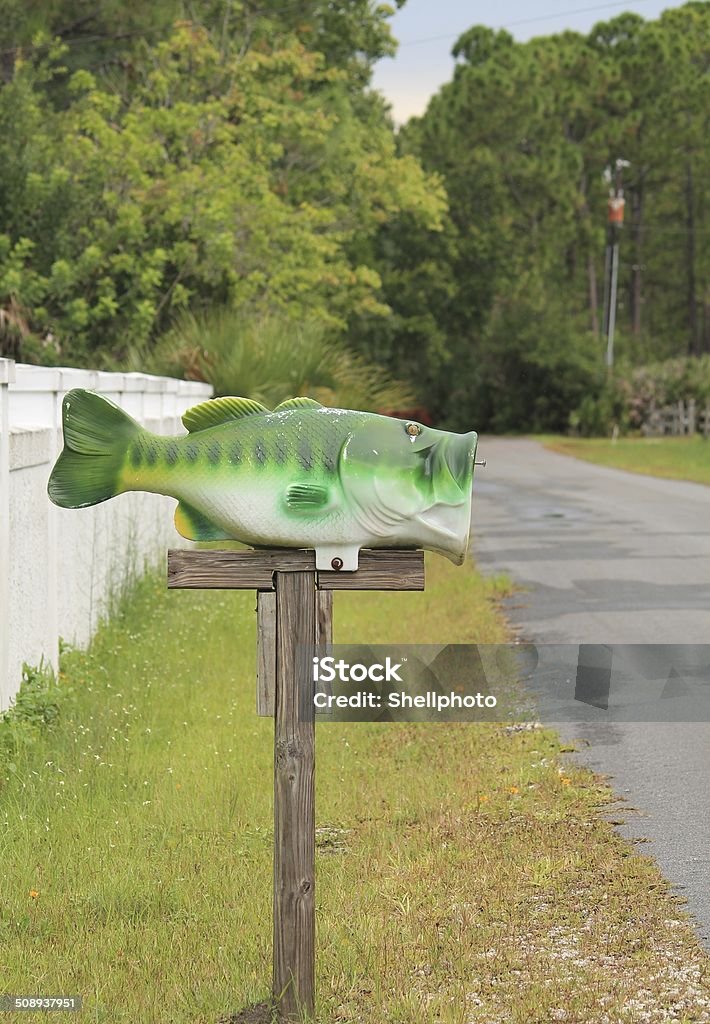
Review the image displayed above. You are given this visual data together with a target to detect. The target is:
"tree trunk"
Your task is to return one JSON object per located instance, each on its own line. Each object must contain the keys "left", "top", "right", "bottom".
{"left": 0, "top": 49, "right": 15, "bottom": 85}
{"left": 685, "top": 162, "right": 699, "bottom": 355}
{"left": 579, "top": 172, "right": 599, "bottom": 336}
{"left": 588, "top": 254, "right": 599, "bottom": 336}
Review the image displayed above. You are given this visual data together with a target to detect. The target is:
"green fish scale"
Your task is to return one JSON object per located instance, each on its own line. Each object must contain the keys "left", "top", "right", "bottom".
{"left": 129, "top": 436, "right": 162, "bottom": 469}
{"left": 164, "top": 410, "right": 365, "bottom": 477}
{"left": 126, "top": 409, "right": 354, "bottom": 477}
{"left": 123, "top": 408, "right": 375, "bottom": 545}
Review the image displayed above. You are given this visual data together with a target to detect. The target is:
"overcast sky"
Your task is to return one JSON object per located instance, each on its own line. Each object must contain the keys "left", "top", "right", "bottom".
{"left": 371, "top": 0, "right": 688, "bottom": 124}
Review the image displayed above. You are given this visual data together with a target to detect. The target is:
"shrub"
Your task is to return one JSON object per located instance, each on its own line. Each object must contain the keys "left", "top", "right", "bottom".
{"left": 0, "top": 659, "right": 68, "bottom": 780}
{"left": 570, "top": 356, "right": 710, "bottom": 436}
{"left": 143, "top": 308, "right": 416, "bottom": 413}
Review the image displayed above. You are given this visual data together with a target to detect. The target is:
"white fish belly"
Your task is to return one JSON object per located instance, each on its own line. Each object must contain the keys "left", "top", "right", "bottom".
{"left": 176, "top": 478, "right": 367, "bottom": 547}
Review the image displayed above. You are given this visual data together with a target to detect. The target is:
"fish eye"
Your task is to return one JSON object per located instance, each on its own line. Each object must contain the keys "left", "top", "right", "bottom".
{"left": 405, "top": 422, "right": 422, "bottom": 439}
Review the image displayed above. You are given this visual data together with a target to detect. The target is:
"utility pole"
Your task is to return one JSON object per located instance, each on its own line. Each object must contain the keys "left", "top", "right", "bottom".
{"left": 602, "top": 159, "right": 629, "bottom": 371}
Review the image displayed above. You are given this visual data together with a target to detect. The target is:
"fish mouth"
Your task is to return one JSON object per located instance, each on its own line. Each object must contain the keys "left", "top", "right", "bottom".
{"left": 422, "top": 431, "right": 478, "bottom": 564}
{"left": 417, "top": 499, "right": 472, "bottom": 565}
{"left": 443, "top": 431, "right": 477, "bottom": 491}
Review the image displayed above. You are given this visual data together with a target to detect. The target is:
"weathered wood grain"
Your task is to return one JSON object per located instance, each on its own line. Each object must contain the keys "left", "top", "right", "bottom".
{"left": 257, "top": 588, "right": 332, "bottom": 718}
{"left": 168, "top": 548, "right": 312, "bottom": 589}
{"left": 167, "top": 548, "right": 424, "bottom": 591}
{"left": 273, "top": 571, "right": 316, "bottom": 1020}
{"left": 316, "top": 589, "right": 333, "bottom": 647}
{"left": 317, "top": 550, "right": 423, "bottom": 590}
{"left": 256, "top": 591, "right": 276, "bottom": 717}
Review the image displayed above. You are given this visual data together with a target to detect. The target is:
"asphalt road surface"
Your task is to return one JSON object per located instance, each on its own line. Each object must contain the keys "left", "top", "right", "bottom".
{"left": 471, "top": 437, "right": 710, "bottom": 944}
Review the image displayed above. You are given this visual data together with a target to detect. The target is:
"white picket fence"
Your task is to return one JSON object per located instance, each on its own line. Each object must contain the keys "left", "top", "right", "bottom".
{"left": 641, "top": 399, "right": 710, "bottom": 437}
{"left": 0, "top": 359, "right": 212, "bottom": 710}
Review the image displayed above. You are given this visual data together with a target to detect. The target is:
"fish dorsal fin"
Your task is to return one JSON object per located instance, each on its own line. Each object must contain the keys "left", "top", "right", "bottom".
{"left": 273, "top": 397, "right": 322, "bottom": 413}
{"left": 182, "top": 397, "right": 269, "bottom": 433}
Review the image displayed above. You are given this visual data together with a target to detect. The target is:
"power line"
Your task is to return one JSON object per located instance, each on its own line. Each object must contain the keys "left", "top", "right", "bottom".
{"left": 0, "top": 0, "right": 656, "bottom": 59}
{"left": 397, "top": 0, "right": 652, "bottom": 48}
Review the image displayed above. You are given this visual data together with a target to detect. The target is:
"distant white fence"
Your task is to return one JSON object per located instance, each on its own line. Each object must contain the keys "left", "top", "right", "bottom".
{"left": 0, "top": 359, "right": 212, "bottom": 710}
{"left": 641, "top": 399, "right": 710, "bottom": 438}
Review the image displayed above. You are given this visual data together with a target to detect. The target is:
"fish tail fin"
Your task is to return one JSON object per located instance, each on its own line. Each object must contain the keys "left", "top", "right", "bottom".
{"left": 48, "top": 389, "right": 142, "bottom": 508}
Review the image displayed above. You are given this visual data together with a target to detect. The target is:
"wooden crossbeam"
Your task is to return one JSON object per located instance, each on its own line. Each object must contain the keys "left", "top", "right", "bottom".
{"left": 167, "top": 548, "right": 424, "bottom": 591}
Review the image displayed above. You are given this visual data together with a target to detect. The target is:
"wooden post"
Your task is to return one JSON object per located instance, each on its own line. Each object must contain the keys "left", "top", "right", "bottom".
{"left": 167, "top": 548, "right": 424, "bottom": 1021}
{"left": 258, "top": 590, "right": 332, "bottom": 718}
{"left": 256, "top": 591, "right": 276, "bottom": 717}
{"left": 316, "top": 591, "right": 333, "bottom": 649}
{"left": 273, "top": 570, "right": 316, "bottom": 1018}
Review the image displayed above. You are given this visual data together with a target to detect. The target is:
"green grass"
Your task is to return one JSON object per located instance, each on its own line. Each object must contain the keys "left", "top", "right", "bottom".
{"left": 541, "top": 434, "right": 710, "bottom": 486}
{"left": 1, "top": 556, "right": 708, "bottom": 1023}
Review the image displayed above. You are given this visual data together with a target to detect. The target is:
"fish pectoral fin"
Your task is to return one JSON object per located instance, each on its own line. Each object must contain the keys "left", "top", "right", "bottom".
{"left": 284, "top": 483, "right": 330, "bottom": 512}
{"left": 175, "top": 501, "right": 233, "bottom": 541}
{"left": 182, "top": 397, "right": 269, "bottom": 432}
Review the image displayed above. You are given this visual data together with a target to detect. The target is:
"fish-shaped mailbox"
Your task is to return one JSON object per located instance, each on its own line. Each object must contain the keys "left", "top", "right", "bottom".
{"left": 47, "top": 389, "right": 478, "bottom": 571}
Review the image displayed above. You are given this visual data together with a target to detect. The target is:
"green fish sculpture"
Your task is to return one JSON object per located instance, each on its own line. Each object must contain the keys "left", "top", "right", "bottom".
{"left": 48, "top": 389, "right": 478, "bottom": 571}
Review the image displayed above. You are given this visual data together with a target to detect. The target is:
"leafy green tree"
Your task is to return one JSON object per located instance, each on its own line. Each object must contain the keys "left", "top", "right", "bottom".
{"left": 395, "top": 4, "right": 710, "bottom": 429}
{"left": 0, "top": 0, "right": 402, "bottom": 92}
{"left": 0, "top": 20, "right": 443, "bottom": 364}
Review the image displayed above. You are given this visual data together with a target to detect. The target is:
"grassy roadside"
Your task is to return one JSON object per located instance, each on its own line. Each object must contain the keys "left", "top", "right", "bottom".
{"left": 541, "top": 434, "right": 710, "bottom": 486}
{"left": 0, "top": 556, "right": 708, "bottom": 1023}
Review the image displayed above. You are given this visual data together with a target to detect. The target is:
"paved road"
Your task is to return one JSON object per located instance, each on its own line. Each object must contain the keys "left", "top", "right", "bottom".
{"left": 471, "top": 438, "right": 710, "bottom": 944}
